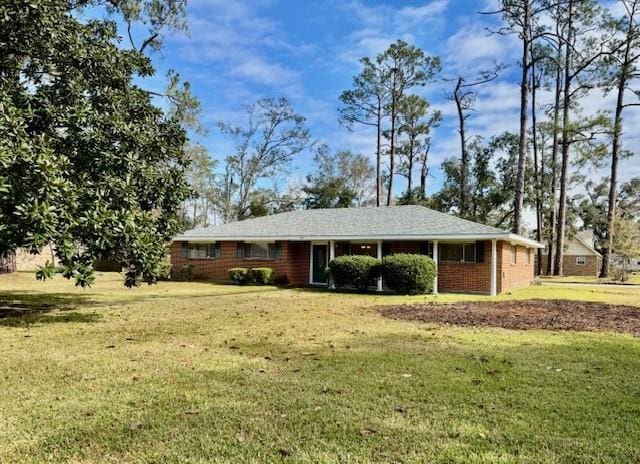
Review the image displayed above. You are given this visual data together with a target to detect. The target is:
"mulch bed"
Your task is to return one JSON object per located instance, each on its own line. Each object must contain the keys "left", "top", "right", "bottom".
{"left": 377, "top": 299, "right": 640, "bottom": 335}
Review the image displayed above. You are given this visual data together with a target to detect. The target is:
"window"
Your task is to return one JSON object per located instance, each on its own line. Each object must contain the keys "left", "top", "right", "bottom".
{"left": 511, "top": 245, "right": 517, "bottom": 264}
{"left": 243, "top": 242, "right": 277, "bottom": 259}
{"left": 527, "top": 248, "right": 532, "bottom": 265}
{"left": 463, "top": 244, "right": 476, "bottom": 262}
{"left": 576, "top": 256, "right": 586, "bottom": 265}
{"left": 349, "top": 242, "right": 377, "bottom": 257}
{"left": 187, "top": 243, "right": 219, "bottom": 259}
{"left": 439, "top": 243, "right": 476, "bottom": 263}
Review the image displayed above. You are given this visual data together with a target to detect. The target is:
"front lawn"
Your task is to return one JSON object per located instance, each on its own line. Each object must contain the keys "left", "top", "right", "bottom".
{"left": 1, "top": 272, "right": 640, "bottom": 463}
{"left": 539, "top": 273, "right": 640, "bottom": 285}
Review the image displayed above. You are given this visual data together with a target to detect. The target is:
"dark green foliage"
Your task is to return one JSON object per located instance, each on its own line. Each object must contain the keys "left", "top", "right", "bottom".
{"left": 179, "top": 264, "right": 193, "bottom": 281}
{"left": 155, "top": 261, "right": 172, "bottom": 281}
{"left": 303, "top": 145, "right": 375, "bottom": 208}
{"left": 381, "top": 254, "right": 435, "bottom": 294}
{"left": 327, "top": 255, "right": 381, "bottom": 290}
{"left": 251, "top": 267, "right": 276, "bottom": 285}
{"left": 228, "top": 267, "right": 277, "bottom": 285}
{"left": 0, "top": 1, "right": 192, "bottom": 287}
{"left": 228, "top": 268, "right": 251, "bottom": 284}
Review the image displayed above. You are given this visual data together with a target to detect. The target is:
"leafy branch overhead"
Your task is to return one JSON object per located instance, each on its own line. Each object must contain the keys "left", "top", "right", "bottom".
{"left": 0, "top": 0, "right": 193, "bottom": 287}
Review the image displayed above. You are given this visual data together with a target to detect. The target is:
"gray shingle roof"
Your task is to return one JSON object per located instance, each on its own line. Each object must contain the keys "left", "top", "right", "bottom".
{"left": 175, "top": 206, "right": 540, "bottom": 246}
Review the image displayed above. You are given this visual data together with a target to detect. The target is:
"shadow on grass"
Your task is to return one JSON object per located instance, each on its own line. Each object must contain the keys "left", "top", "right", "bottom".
{"left": 0, "top": 291, "right": 103, "bottom": 326}
{"left": 0, "top": 311, "right": 102, "bottom": 327}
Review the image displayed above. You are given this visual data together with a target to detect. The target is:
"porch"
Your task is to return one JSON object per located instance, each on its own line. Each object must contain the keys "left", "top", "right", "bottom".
{"left": 308, "top": 239, "right": 501, "bottom": 296}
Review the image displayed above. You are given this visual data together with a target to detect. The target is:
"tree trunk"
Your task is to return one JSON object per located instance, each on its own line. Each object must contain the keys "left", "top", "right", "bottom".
{"left": 601, "top": 12, "right": 634, "bottom": 277}
{"left": 376, "top": 100, "right": 382, "bottom": 207}
{"left": 512, "top": 0, "right": 530, "bottom": 235}
{"left": 454, "top": 77, "right": 468, "bottom": 217}
{"left": 407, "top": 139, "right": 414, "bottom": 199}
{"left": 420, "top": 145, "right": 429, "bottom": 199}
{"left": 386, "top": 80, "right": 397, "bottom": 207}
{"left": 554, "top": 0, "right": 574, "bottom": 276}
{"left": 0, "top": 250, "right": 16, "bottom": 274}
{"left": 530, "top": 52, "right": 543, "bottom": 276}
{"left": 546, "top": 39, "right": 563, "bottom": 276}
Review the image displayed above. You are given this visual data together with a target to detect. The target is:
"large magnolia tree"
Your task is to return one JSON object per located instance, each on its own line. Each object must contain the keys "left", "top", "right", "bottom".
{"left": 0, "top": 1, "right": 192, "bottom": 287}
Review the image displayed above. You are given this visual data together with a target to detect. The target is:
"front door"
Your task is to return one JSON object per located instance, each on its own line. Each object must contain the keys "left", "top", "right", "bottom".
{"left": 311, "top": 244, "right": 328, "bottom": 284}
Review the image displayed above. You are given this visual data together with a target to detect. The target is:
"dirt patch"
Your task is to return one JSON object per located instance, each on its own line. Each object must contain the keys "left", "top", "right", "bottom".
{"left": 378, "top": 299, "right": 640, "bottom": 335}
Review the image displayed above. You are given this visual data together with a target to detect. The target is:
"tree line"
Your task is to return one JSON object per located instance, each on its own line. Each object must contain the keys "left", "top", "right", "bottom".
{"left": 187, "top": 0, "right": 639, "bottom": 278}
{"left": 2, "top": 0, "right": 638, "bottom": 286}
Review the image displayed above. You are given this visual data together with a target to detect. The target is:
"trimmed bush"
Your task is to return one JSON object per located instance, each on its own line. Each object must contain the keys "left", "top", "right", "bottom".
{"left": 327, "top": 255, "right": 381, "bottom": 290}
{"left": 381, "top": 253, "right": 436, "bottom": 294}
{"left": 179, "top": 264, "right": 194, "bottom": 281}
{"left": 228, "top": 267, "right": 252, "bottom": 284}
{"left": 251, "top": 267, "right": 276, "bottom": 285}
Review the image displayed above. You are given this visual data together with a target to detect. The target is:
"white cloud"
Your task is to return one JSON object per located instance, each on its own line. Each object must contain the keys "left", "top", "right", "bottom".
{"left": 397, "top": 0, "right": 449, "bottom": 23}
{"left": 230, "top": 56, "right": 300, "bottom": 87}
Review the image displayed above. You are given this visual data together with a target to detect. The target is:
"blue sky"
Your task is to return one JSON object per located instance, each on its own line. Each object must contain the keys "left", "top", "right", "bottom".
{"left": 118, "top": 0, "right": 638, "bottom": 210}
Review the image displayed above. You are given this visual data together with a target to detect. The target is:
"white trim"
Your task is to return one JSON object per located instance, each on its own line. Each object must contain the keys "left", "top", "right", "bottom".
{"left": 175, "top": 233, "right": 544, "bottom": 248}
{"left": 329, "top": 240, "right": 335, "bottom": 289}
{"left": 433, "top": 240, "right": 438, "bottom": 294}
{"left": 376, "top": 240, "right": 383, "bottom": 292}
{"left": 490, "top": 239, "right": 497, "bottom": 296}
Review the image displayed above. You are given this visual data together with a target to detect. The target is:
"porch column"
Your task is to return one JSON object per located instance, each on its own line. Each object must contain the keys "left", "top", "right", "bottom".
{"left": 377, "top": 240, "right": 383, "bottom": 292}
{"left": 329, "top": 240, "right": 335, "bottom": 289}
{"left": 490, "top": 239, "right": 497, "bottom": 296}
{"left": 432, "top": 240, "right": 438, "bottom": 294}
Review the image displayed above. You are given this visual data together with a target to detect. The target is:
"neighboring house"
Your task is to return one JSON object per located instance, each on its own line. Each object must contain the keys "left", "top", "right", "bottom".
{"left": 171, "top": 206, "right": 542, "bottom": 294}
{"left": 15, "top": 245, "right": 55, "bottom": 271}
{"left": 612, "top": 254, "right": 640, "bottom": 272}
{"left": 539, "top": 230, "right": 602, "bottom": 276}
{"left": 171, "top": 206, "right": 541, "bottom": 295}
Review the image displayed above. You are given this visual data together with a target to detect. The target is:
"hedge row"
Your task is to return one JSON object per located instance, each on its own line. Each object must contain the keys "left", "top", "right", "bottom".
{"left": 326, "top": 253, "right": 436, "bottom": 294}
{"left": 228, "top": 267, "right": 276, "bottom": 285}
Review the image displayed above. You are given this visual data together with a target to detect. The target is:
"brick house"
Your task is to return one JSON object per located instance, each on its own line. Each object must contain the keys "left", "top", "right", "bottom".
{"left": 171, "top": 205, "right": 542, "bottom": 295}
{"left": 539, "top": 231, "right": 602, "bottom": 277}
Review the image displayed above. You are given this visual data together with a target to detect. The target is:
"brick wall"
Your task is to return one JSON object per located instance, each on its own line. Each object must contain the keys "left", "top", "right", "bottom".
{"left": 170, "top": 241, "right": 310, "bottom": 286}
{"left": 438, "top": 241, "right": 492, "bottom": 294}
{"left": 539, "top": 255, "right": 599, "bottom": 277}
{"left": 170, "top": 239, "right": 535, "bottom": 294}
{"left": 497, "top": 242, "right": 535, "bottom": 293}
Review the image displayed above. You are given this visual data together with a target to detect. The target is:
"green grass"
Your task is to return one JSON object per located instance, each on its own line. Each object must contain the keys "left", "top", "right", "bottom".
{"left": 1, "top": 272, "right": 640, "bottom": 463}
{"left": 539, "top": 273, "right": 640, "bottom": 285}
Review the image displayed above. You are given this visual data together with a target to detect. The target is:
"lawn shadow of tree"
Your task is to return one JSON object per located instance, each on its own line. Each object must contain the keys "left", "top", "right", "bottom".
{"left": 0, "top": 291, "right": 103, "bottom": 326}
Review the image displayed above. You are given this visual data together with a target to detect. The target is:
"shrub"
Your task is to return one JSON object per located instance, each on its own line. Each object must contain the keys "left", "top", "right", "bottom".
{"left": 327, "top": 255, "right": 381, "bottom": 290}
{"left": 251, "top": 267, "right": 276, "bottom": 285}
{"left": 381, "top": 253, "right": 435, "bottom": 294}
{"left": 179, "top": 263, "right": 193, "bottom": 281}
{"left": 228, "top": 267, "right": 252, "bottom": 284}
{"left": 155, "top": 261, "right": 172, "bottom": 281}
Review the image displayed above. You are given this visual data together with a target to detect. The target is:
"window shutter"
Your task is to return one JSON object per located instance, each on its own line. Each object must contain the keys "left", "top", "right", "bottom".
{"left": 181, "top": 242, "right": 188, "bottom": 258}
{"left": 382, "top": 242, "right": 390, "bottom": 257}
{"left": 214, "top": 242, "right": 222, "bottom": 259}
{"left": 273, "top": 241, "right": 281, "bottom": 259}
{"left": 236, "top": 242, "right": 244, "bottom": 259}
{"left": 420, "top": 241, "right": 430, "bottom": 256}
{"left": 476, "top": 241, "right": 485, "bottom": 263}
